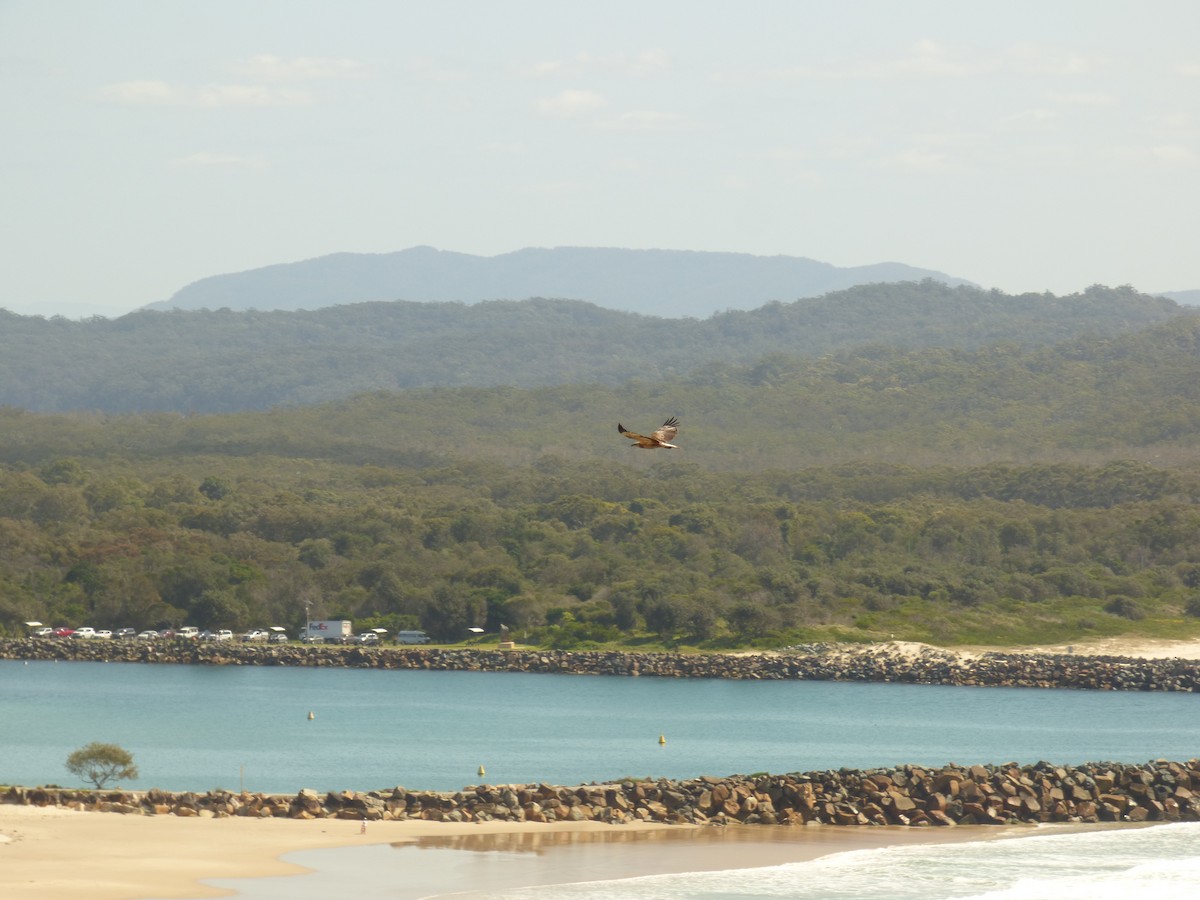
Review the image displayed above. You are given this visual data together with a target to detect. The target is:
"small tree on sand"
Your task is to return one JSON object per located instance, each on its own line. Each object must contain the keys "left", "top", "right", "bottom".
{"left": 65, "top": 742, "right": 138, "bottom": 789}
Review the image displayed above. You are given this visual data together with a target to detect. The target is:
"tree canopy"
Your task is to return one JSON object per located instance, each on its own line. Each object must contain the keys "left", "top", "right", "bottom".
{"left": 65, "top": 742, "right": 138, "bottom": 789}
{"left": 2, "top": 293, "right": 1200, "bottom": 650}
{"left": 0, "top": 282, "right": 1182, "bottom": 413}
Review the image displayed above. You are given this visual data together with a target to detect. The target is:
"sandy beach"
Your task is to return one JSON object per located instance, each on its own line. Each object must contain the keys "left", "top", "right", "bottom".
{"left": 1012, "top": 636, "right": 1200, "bottom": 660}
{"left": 0, "top": 803, "right": 994, "bottom": 900}
{"left": 862, "top": 636, "right": 1200, "bottom": 662}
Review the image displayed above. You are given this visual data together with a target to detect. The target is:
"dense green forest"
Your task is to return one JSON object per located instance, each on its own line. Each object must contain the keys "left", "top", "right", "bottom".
{"left": 4, "top": 309, "right": 1200, "bottom": 648}
{"left": 0, "top": 281, "right": 1183, "bottom": 413}
{"left": 6, "top": 311, "right": 1200, "bottom": 471}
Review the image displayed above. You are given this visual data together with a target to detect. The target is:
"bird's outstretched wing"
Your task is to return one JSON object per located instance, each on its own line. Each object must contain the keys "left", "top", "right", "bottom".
{"left": 617, "top": 423, "right": 650, "bottom": 443}
{"left": 651, "top": 417, "right": 679, "bottom": 444}
{"left": 618, "top": 418, "right": 680, "bottom": 449}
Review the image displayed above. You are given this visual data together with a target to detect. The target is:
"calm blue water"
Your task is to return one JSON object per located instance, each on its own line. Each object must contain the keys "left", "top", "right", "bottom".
{"left": 2, "top": 658, "right": 1198, "bottom": 794}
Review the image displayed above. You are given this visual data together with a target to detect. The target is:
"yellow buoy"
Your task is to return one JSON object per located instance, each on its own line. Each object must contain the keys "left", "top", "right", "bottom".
{"left": 658, "top": 734, "right": 666, "bottom": 745}
{"left": 478, "top": 765, "right": 486, "bottom": 777}
{"left": 307, "top": 711, "right": 315, "bottom": 720}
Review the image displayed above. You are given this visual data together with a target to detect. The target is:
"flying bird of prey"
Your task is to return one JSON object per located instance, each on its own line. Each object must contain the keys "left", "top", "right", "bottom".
{"left": 618, "top": 417, "right": 680, "bottom": 449}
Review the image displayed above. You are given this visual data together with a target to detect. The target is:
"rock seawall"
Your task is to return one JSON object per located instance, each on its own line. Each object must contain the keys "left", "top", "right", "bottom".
{"left": 6, "top": 759, "right": 1199, "bottom": 827}
{"left": 2, "top": 639, "right": 1198, "bottom": 691}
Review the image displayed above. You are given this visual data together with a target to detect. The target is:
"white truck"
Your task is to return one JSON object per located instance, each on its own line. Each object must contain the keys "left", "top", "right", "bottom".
{"left": 305, "top": 619, "right": 351, "bottom": 643}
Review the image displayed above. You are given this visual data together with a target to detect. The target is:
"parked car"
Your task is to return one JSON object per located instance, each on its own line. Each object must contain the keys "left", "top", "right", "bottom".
{"left": 32, "top": 627, "right": 54, "bottom": 638}
{"left": 241, "top": 629, "right": 268, "bottom": 642}
{"left": 72, "top": 627, "right": 97, "bottom": 639}
{"left": 269, "top": 631, "right": 288, "bottom": 643}
{"left": 177, "top": 626, "right": 200, "bottom": 639}
{"left": 115, "top": 627, "right": 137, "bottom": 639}
{"left": 94, "top": 630, "right": 113, "bottom": 640}
{"left": 137, "top": 630, "right": 159, "bottom": 640}
{"left": 53, "top": 627, "right": 74, "bottom": 638}
{"left": 353, "top": 632, "right": 380, "bottom": 645}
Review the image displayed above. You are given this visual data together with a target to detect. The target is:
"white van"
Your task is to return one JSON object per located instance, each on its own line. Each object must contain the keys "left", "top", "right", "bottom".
{"left": 395, "top": 630, "right": 431, "bottom": 644}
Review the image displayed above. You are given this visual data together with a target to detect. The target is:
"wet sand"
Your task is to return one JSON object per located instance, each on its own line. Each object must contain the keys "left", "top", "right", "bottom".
{"left": 208, "top": 823, "right": 998, "bottom": 900}
{"left": 0, "top": 804, "right": 990, "bottom": 900}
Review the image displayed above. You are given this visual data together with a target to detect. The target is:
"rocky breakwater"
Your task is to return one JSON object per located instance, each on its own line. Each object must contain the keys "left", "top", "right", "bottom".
{"left": 6, "top": 759, "right": 1200, "bottom": 827}
{"left": 3, "top": 638, "right": 1200, "bottom": 691}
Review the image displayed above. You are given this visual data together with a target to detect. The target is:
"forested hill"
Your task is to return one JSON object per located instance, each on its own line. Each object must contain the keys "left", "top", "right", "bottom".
{"left": 0, "top": 282, "right": 1184, "bottom": 414}
{"left": 145, "top": 245, "right": 973, "bottom": 318}
{"left": 6, "top": 312, "right": 1200, "bottom": 472}
{"left": 6, "top": 315, "right": 1200, "bottom": 646}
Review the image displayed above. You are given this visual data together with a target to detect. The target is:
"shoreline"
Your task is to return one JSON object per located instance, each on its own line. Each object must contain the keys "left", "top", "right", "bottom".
{"left": 4, "top": 637, "right": 1200, "bottom": 692}
{"left": 10, "top": 755, "right": 1198, "bottom": 827}
{"left": 216, "top": 821, "right": 1029, "bottom": 900}
{"left": 0, "top": 804, "right": 1027, "bottom": 900}
{"left": 6, "top": 636, "right": 1199, "bottom": 898}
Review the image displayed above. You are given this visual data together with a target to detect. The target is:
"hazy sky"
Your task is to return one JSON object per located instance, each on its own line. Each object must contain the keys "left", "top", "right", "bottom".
{"left": 3, "top": 1, "right": 1198, "bottom": 318}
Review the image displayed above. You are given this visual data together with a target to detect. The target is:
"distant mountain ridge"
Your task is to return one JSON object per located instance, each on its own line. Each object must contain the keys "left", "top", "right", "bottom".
{"left": 2, "top": 281, "right": 1183, "bottom": 414}
{"left": 1159, "top": 289, "right": 1200, "bottom": 306}
{"left": 146, "top": 246, "right": 975, "bottom": 318}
